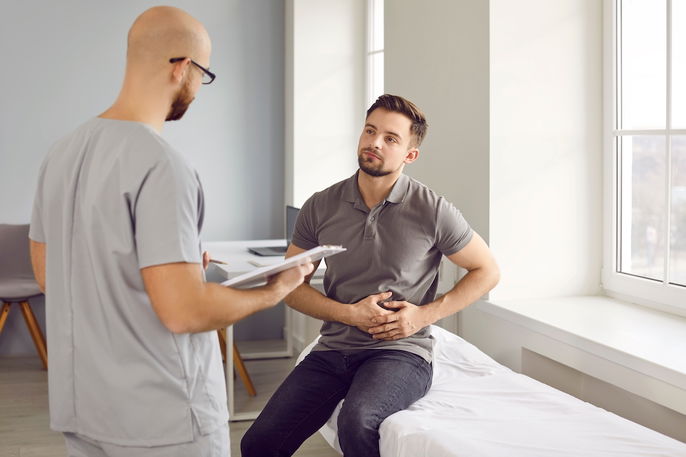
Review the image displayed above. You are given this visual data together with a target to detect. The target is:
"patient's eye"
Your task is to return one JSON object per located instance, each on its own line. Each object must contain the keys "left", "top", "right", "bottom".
{"left": 386, "top": 136, "right": 398, "bottom": 143}
{"left": 366, "top": 128, "right": 375, "bottom": 135}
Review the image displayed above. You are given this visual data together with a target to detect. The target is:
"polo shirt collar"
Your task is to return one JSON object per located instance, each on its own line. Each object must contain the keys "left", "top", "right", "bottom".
{"left": 386, "top": 173, "right": 410, "bottom": 204}
{"left": 343, "top": 170, "right": 410, "bottom": 207}
{"left": 342, "top": 172, "right": 359, "bottom": 203}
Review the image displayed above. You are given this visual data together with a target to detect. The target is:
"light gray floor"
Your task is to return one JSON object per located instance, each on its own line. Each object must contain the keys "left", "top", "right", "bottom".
{"left": 0, "top": 356, "right": 339, "bottom": 457}
{"left": 233, "top": 355, "right": 302, "bottom": 415}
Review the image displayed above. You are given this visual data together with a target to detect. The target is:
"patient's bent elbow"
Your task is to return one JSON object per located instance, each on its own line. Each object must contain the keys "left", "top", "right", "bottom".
{"left": 490, "top": 265, "right": 501, "bottom": 289}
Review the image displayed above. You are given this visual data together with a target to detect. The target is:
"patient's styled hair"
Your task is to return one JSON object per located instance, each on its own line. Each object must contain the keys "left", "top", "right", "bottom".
{"left": 366, "top": 94, "right": 428, "bottom": 147}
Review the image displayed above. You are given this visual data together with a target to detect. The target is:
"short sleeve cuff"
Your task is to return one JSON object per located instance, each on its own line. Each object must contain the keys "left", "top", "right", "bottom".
{"left": 442, "top": 227, "right": 474, "bottom": 257}
{"left": 290, "top": 234, "right": 318, "bottom": 251}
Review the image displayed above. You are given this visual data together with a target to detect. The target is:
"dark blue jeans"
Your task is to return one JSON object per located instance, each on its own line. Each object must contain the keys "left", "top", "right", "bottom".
{"left": 241, "top": 349, "right": 432, "bottom": 457}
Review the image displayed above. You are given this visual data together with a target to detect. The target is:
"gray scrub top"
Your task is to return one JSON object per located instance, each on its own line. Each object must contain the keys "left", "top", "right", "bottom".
{"left": 291, "top": 172, "right": 473, "bottom": 362}
{"left": 29, "top": 118, "right": 228, "bottom": 446}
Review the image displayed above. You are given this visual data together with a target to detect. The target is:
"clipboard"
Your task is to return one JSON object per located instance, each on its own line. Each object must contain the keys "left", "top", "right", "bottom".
{"left": 221, "top": 245, "right": 346, "bottom": 288}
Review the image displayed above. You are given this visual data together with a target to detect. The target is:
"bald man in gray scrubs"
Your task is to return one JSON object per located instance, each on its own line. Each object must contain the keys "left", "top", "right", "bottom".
{"left": 28, "top": 6, "right": 312, "bottom": 457}
{"left": 241, "top": 94, "right": 501, "bottom": 457}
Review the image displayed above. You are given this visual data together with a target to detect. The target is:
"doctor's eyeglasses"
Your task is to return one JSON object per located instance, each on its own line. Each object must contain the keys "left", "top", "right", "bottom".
{"left": 169, "top": 57, "right": 216, "bottom": 85}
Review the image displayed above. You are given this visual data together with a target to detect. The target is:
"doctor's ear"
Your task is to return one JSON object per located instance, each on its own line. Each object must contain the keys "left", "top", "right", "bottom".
{"left": 169, "top": 57, "right": 191, "bottom": 84}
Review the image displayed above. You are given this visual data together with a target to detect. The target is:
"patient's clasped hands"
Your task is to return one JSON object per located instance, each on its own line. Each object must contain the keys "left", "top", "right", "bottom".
{"left": 350, "top": 291, "right": 394, "bottom": 334}
{"left": 368, "top": 299, "right": 432, "bottom": 341}
{"left": 348, "top": 291, "right": 431, "bottom": 341}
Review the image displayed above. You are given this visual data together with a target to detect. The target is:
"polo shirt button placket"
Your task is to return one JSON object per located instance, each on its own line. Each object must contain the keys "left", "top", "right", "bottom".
{"left": 364, "top": 213, "right": 377, "bottom": 240}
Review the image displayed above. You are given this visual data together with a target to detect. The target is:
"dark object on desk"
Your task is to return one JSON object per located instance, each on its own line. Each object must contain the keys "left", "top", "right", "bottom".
{"left": 249, "top": 205, "right": 299, "bottom": 256}
{"left": 0, "top": 224, "right": 48, "bottom": 370}
{"left": 249, "top": 245, "right": 287, "bottom": 256}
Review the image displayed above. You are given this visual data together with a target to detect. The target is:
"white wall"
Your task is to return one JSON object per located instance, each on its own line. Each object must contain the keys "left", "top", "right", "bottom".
{"left": 385, "top": 0, "right": 601, "bottom": 302}
{"left": 489, "top": 0, "right": 603, "bottom": 300}
{"left": 0, "top": 0, "right": 285, "bottom": 355}
{"left": 385, "top": 0, "right": 490, "bottom": 242}
{"left": 285, "top": 0, "right": 364, "bottom": 208}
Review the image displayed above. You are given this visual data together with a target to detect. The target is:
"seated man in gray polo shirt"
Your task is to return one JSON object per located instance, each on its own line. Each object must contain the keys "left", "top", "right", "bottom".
{"left": 241, "top": 94, "right": 500, "bottom": 457}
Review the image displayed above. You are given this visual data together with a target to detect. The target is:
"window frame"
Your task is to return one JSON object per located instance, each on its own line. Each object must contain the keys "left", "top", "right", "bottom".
{"left": 366, "top": 0, "right": 384, "bottom": 109}
{"left": 602, "top": 0, "right": 686, "bottom": 317}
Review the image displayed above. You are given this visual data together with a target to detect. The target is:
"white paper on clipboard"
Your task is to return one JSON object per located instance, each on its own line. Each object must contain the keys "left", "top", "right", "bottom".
{"left": 221, "top": 245, "right": 346, "bottom": 288}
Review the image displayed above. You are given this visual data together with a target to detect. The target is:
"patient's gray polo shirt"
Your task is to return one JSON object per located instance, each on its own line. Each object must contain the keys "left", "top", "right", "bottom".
{"left": 29, "top": 118, "right": 228, "bottom": 446}
{"left": 291, "top": 171, "right": 473, "bottom": 362}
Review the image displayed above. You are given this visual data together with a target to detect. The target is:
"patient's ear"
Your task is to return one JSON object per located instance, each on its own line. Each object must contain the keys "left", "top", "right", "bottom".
{"left": 404, "top": 147, "right": 419, "bottom": 164}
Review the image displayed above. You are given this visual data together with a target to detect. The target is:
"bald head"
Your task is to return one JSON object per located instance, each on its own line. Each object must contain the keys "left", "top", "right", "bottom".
{"left": 127, "top": 6, "right": 211, "bottom": 69}
{"left": 101, "top": 6, "right": 211, "bottom": 129}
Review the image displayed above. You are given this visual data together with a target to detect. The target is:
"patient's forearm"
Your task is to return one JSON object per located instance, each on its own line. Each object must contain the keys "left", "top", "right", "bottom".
{"left": 285, "top": 283, "right": 349, "bottom": 323}
{"left": 423, "top": 266, "right": 500, "bottom": 324}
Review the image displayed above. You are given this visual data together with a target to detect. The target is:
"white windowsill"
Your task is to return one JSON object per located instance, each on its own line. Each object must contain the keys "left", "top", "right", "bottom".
{"left": 475, "top": 296, "right": 686, "bottom": 392}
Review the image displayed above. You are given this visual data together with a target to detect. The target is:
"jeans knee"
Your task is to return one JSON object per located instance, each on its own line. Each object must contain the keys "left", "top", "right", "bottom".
{"left": 338, "top": 404, "right": 380, "bottom": 440}
{"left": 338, "top": 405, "right": 382, "bottom": 457}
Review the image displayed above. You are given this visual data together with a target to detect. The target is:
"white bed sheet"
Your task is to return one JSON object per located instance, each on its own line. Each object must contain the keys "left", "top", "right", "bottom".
{"left": 297, "top": 325, "right": 686, "bottom": 457}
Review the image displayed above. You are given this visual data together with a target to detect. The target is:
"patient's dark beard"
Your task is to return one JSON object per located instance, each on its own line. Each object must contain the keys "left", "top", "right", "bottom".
{"left": 358, "top": 156, "right": 392, "bottom": 177}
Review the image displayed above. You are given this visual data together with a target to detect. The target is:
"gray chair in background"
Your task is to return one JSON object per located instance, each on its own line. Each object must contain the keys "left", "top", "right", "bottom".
{"left": 0, "top": 224, "right": 47, "bottom": 369}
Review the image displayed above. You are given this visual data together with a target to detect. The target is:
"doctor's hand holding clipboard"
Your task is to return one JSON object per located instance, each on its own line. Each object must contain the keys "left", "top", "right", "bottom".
{"left": 221, "top": 245, "right": 346, "bottom": 289}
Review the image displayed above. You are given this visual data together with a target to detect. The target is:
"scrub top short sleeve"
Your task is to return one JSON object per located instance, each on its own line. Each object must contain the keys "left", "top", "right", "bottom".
{"left": 134, "top": 157, "right": 203, "bottom": 269}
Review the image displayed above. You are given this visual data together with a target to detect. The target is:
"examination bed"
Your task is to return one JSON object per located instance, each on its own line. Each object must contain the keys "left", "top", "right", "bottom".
{"left": 297, "top": 325, "right": 686, "bottom": 457}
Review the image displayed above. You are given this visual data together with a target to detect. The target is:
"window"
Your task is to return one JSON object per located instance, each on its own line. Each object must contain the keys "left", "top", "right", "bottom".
{"left": 366, "top": 0, "right": 384, "bottom": 108}
{"left": 604, "top": 0, "right": 686, "bottom": 314}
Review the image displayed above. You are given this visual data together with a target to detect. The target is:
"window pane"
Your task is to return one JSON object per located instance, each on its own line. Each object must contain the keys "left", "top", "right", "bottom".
{"left": 371, "top": 0, "right": 384, "bottom": 52}
{"left": 619, "top": 136, "right": 666, "bottom": 281}
{"left": 367, "top": 52, "right": 384, "bottom": 107}
{"left": 673, "top": 0, "right": 686, "bottom": 128}
{"left": 671, "top": 136, "right": 686, "bottom": 286}
{"left": 372, "top": 52, "right": 384, "bottom": 101}
{"left": 619, "top": 0, "right": 666, "bottom": 129}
